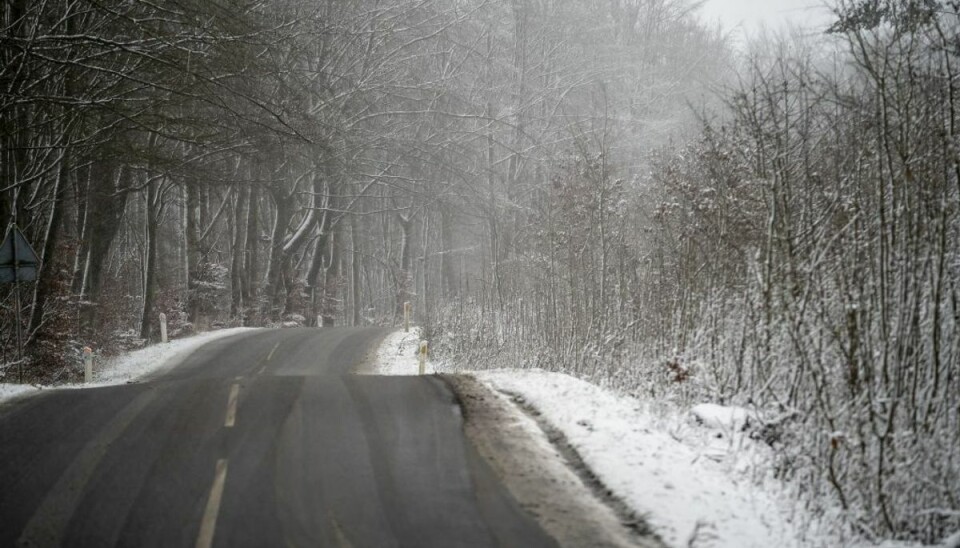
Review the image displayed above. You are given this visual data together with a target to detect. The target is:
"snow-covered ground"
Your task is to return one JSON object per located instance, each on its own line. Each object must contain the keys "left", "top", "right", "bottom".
{"left": 0, "top": 382, "right": 40, "bottom": 404}
{"left": 0, "top": 327, "right": 255, "bottom": 405}
{"left": 371, "top": 327, "right": 439, "bottom": 375}
{"left": 479, "top": 370, "right": 821, "bottom": 548}
{"left": 89, "top": 327, "right": 255, "bottom": 386}
{"left": 373, "top": 329, "right": 951, "bottom": 548}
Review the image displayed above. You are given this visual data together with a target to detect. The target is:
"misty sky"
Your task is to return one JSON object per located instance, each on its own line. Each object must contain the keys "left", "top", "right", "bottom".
{"left": 699, "top": 0, "right": 834, "bottom": 33}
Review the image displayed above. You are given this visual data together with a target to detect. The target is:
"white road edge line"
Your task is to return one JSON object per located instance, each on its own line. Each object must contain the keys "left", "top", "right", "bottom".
{"left": 224, "top": 383, "right": 240, "bottom": 428}
{"left": 196, "top": 459, "right": 229, "bottom": 548}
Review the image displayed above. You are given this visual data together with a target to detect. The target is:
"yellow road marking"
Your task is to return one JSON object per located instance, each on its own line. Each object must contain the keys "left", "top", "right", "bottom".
{"left": 195, "top": 459, "right": 229, "bottom": 548}
{"left": 224, "top": 383, "right": 240, "bottom": 427}
{"left": 266, "top": 341, "right": 280, "bottom": 361}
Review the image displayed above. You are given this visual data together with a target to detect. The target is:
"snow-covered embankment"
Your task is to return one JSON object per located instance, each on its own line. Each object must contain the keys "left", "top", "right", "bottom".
{"left": 373, "top": 328, "right": 850, "bottom": 548}
{"left": 0, "top": 327, "right": 255, "bottom": 405}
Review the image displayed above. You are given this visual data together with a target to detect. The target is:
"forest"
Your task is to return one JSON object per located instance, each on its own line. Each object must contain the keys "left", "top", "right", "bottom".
{"left": 1, "top": 0, "right": 958, "bottom": 543}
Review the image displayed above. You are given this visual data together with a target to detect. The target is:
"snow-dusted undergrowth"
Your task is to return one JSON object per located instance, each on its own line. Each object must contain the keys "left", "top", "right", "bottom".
{"left": 0, "top": 327, "right": 256, "bottom": 405}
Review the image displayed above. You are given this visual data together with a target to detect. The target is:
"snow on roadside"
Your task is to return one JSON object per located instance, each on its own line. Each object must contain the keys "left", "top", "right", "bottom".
{"left": 91, "top": 327, "right": 256, "bottom": 385}
{"left": 0, "top": 383, "right": 40, "bottom": 404}
{"left": 0, "top": 327, "right": 256, "bottom": 404}
{"left": 371, "top": 327, "right": 438, "bottom": 375}
{"left": 473, "top": 371, "right": 949, "bottom": 548}
{"left": 371, "top": 329, "right": 952, "bottom": 548}
{"left": 478, "top": 369, "right": 815, "bottom": 548}
{"left": 370, "top": 330, "right": 805, "bottom": 546}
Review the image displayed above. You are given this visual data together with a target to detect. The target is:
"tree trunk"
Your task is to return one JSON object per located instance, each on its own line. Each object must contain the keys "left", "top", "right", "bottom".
{"left": 420, "top": 214, "right": 430, "bottom": 326}
{"left": 307, "top": 221, "right": 330, "bottom": 325}
{"left": 139, "top": 178, "right": 160, "bottom": 340}
{"left": 396, "top": 213, "right": 414, "bottom": 319}
{"left": 230, "top": 185, "right": 249, "bottom": 319}
{"left": 263, "top": 189, "right": 293, "bottom": 320}
{"left": 440, "top": 205, "right": 458, "bottom": 299}
{"left": 79, "top": 163, "right": 128, "bottom": 337}
{"left": 243, "top": 183, "right": 259, "bottom": 310}
{"left": 70, "top": 165, "right": 91, "bottom": 296}
{"left": 306, "top": 175, "right": 335, "bottom": 325}
{"left": 351, "top": 213, "right": 362, "bottom": 326}
{"left": 27, "top": 156, "right": 68, "bottom": 340}
{"left": 184, "top": 182, "right": 200, "bottom": 324}
{"left": 322, "top": 228, "right": 341, "bottom": 327}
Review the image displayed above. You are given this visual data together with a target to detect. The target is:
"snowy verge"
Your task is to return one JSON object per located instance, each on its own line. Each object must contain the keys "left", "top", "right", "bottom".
{"left": 475, "top": 372, "right": 953, "bottom": 548}
{"left": 371, "top": 330, "right": 956, "bottom": 548}
{"left": 0, "top": 327, "right": 257, "bottom": 404}
{"left": 371, "top": 331, "right": 789, "bottom": 544}
{"left": 369, "top": 327, "right": 438, "bottom": 375}
{"left": 0, "top": 383, "right": 41, "bottom": 404}
{"left": 476, "top": 370, "right": 814, "bottom": 548}
{"left": 447, "top": 374, "right": 653, "bottom": 547}
{"left": 91, "top": 327, "right": 257, "bottom": 385}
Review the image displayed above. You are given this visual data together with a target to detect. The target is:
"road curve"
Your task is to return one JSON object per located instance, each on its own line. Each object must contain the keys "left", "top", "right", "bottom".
{"left": 0, "top": 327, "right": 557, "bottom": 547}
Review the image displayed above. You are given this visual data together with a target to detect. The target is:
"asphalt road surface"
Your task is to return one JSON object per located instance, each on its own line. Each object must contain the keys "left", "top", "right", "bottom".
{"left": 0, "top": 328, "right": 558, "bottom": 547}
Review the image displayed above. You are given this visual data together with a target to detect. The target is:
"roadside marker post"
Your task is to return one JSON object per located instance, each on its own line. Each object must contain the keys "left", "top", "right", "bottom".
{"left": 159, "top": 313, "right": 168, "bottom": 343}
{"left": 83, "top": 347, "right": 93, "bottom": 383}
{"left": 404, "top": 302, "right": 411, "bottom": 332}
{"left": 418, "top": 340, "right": 428, "bottom": 375}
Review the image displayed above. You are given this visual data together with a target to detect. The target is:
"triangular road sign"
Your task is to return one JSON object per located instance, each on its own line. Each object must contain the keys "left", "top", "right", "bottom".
{"left": 0, "top": 225, "right": 41, "bottom": 283}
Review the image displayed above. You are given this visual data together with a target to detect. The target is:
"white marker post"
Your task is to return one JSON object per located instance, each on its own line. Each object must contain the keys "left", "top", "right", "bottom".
{"left": 83, "top": 346, "right": 93, "bottom": 383}
{"left": 404, "top": 301, "right": 412, "bottom": 333}
{"left": 159, "top": 312, "right": 168, "bottom": 343}
{"left": 418, "top": 340, "right": 428, "bottom": 375}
